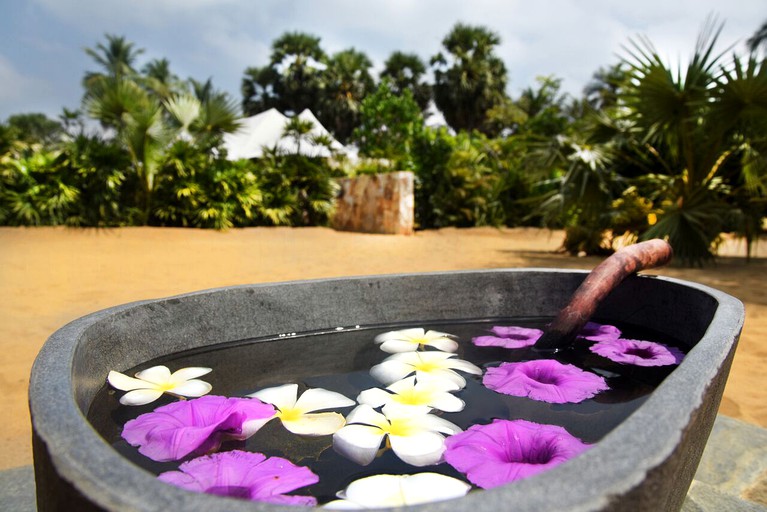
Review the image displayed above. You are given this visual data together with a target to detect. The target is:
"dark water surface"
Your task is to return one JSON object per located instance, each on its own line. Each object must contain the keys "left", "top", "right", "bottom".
{"left": 87, "top": 317, "right": 682, "bottom": 504}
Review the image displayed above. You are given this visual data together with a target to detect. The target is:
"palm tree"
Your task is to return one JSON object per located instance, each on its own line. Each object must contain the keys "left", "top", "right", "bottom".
{"left": 319, "top": 48, "right": 374, "bottom": 142}
{"left": 431, "top": 24, "right": 509, "bottom": 135}
{"left": 83, "top": 34, "right": 144, "bottom": 89}
{"left": 583, "top": 64, "right": 628, "bottom": 111}
{"left": 241, "top": 66, "right": 281, "bottom": 115}
{"left": 185, "top": 79, "right": 241, "bottom": 145}
{"left": 748, "top": 20, "right": 767, "bottom": 54}
{"left": 381, "top": 51, "right": 432, "bottom": 111}
{"left": 621, "top": 18, "right": 767, "bottom": 263}
{"left": 241, "top": 31, "right": 327, "bottom": 117}
{"left": 270, "top": 31, "right": 327, "bottom": 115}
{"left": 142, "top": 58, "right": 183, "bottom": 101}
{"left": 515, "top": 75, "right": 571, "bottom": 137}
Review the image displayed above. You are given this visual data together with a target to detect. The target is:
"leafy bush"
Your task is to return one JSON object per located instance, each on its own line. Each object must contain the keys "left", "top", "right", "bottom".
{"left": 0, "top": 143, "right": 79, "bottom": 226}
{"left": 412, "top": 128, "right": 529, "bottom": 228}
{"left": 153, "top": 141, "right": 264, "bottom": 229}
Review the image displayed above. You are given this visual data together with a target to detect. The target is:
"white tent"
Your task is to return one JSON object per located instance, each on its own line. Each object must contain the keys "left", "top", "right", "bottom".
{"left": 223, "top": 108, "right": 346, "bottom": 160}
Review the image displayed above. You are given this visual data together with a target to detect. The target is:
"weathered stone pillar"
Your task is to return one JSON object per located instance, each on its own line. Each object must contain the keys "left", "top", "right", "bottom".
{"left": 332, "top": 171, "right": 414, "bottom": 235}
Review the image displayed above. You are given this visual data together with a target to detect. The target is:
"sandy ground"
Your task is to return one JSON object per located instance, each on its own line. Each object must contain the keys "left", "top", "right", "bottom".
{"left": 2, "top": 226, "right": 766, "bottom": 470}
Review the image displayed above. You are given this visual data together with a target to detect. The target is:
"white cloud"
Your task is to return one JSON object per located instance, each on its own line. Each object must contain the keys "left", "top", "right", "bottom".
{"left": 0, "top": 56, "right": 38, "bottom": 102}
{"left": 9, "top": 0, "right": 765, "bottom": 119}
{"left": 0, "top": 55, "right": 58, "bottom": 118}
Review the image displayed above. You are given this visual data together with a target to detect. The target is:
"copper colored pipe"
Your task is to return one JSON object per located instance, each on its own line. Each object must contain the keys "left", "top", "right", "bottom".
{"left": 533, "top": 239, "right": 674, "bottom": 353}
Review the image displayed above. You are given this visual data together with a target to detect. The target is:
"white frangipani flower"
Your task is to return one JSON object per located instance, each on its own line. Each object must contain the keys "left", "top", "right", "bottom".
{"left": 357, "top": 375, "right": 465, "bottom": 414}
{"left": 324, "top": 473, "right": 471, "bottom": 509}
{"left": 248, "top": 383, "right": 355, "bottom": 436}
{"left": 370, "top": 351, "right": 482, "bottom": 388}
{"left": 374, "top": 328, "right": 458, "bottom": 353}
{"left": 332, "top": 404, "right": 461, "bottom": 466}
{"left": 107, "top": 365, "right": 212, "bottom": 406}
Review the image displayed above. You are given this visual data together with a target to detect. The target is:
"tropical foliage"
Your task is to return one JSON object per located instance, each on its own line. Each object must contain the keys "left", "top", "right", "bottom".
{"left": 2, "top": 20, "right": 766, "bottom": 266}
{"left": 626, "top": 24, "right": 767, "bottom": 262}
{"left": 431, "top": 24, "right": 509, "bottom": 135}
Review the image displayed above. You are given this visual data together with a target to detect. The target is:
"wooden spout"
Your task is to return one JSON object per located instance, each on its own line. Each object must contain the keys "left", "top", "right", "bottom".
{"left": 533, "top": 239, "right": 673, "bottom": 353}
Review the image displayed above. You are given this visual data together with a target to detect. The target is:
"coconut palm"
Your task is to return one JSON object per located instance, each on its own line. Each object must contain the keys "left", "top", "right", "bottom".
{"left": 142, "top": 58, "right": 183, "bottom": 101}
{"left": 83, "top": 34, "right": 143, "bottom": 90}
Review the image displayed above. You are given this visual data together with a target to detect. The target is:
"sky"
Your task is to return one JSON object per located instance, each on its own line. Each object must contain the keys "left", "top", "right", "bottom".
{"left": 0, "top": 0, "right": 764, "bottom": 121}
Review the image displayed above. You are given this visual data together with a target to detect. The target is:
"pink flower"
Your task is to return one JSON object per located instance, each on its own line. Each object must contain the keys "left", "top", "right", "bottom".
{"left": 576, "top": 322, "right": 622, "bottom": 342}
{"left": 483, "top": 360, "right": 608, "bottom": 403}
{"left": 590, "top": 339, "right": 684, "bottom": 366}
{"left": 158, "top": 450, "right": 318, "bottom": 505}
{"left": 122, "top": 395, "right": 276, "bottom": 462}
{"left": 444, "top": 419, "right": 590, "bottom": 488}
{"left": 471, "top": 326, "right": 543, "bottom": 349}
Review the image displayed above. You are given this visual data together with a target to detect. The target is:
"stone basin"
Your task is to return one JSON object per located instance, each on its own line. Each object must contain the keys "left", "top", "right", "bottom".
{"left": 29, "top": 269, "right": 744, "bottom": 511}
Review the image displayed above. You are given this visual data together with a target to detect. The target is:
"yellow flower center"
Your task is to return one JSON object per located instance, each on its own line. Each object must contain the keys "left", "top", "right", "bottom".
{"left": 409, "top": 337, "right": 428, "bottom": 345}
{"left": 413, "top": 360, "right": 440, "bottom": 372}
{"left": 385, "top": 418, "right": 417, "bottom": 437}
{"left": 278, "top": 407, "right": 302, "bottom": 422}
{"left": 392, "top": 388, "right": 431, "bottom": 406}
{"left": 157, "top": 382, "right": 177, "bottom": 392}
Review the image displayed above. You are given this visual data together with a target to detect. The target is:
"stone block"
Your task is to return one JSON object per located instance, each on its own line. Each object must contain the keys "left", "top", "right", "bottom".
{"left": 332, "top": 171, "right": 414, "bottom": 235}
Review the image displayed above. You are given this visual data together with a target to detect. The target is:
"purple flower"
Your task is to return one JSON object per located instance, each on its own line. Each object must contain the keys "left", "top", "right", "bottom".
{"left": 483, "top": 359, "right": 608, "bottom": 403}
{"left": 590, "top": 339, "right": 684, "bottom": 366}
{"left": 472, "top": 326, "right": 543, "bottom": 349}
{"left": 122, "top": 395, "right": 276, "bottom": 461}
{"left": 444, "top": 419, "right": 590, "bottom": 488}
{"left": 158, "top": 450, "right": 318, "bottom": 505}
{"left": 577, "top": 322, "right": 622, "bottom": 342}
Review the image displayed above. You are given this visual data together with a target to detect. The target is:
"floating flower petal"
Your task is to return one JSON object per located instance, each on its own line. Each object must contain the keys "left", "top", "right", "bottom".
{"left": 107, "top": 365, "right": 213, "bottom": 406}
{"left": 248, "top": 383, "right": 355, "bottom": 436}
{"left": 444, "top": 419, "right": 590, "bottom": 488}
{"left": 358, "top": 375, "right": 464, "bottom": 414}
{"left": 483, "top": 359, "right": 608, "bottom": 403}
{"left": 577, "top": 322, "right": 622, "bottom": 342}
{"left": 472, "top": 325, "right": 543, "bottom": 349}
{"left": 324, "top": 473, "right": 471, "bottom": 509}
{"left": 158, "top": 450, "right": 318, "bottom": 505}
{"left": 590, "top": 338, "right": 684, "bottom": 366}
{"left": 333, "top": 404, "right": 461, "bottom": 467}
{"left": 370, "top": 351, "right": 482, "bottom": 388}
{"left": 121, "top": 395, "right": 276, "bottom": 461}
{"left": 374, "top": 328, "right": 458, "bottom": 353}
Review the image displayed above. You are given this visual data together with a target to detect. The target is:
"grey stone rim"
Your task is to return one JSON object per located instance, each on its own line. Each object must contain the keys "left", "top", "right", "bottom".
{"left": 29, "top": 269, "right": 745, "bottom": 511}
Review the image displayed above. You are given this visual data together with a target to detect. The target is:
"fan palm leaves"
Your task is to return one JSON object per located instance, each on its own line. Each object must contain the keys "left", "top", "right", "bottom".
{"left": 431, "top": 24, "right": 509, "bottom": 134}
{"left": 748, "top": 20, "right": 767, "bottom": 54}
{"left": 319, "top": 48, "right": 375, "bottom": 142}
{"left": 621, "top": 18, "right": 767, "bottom": 263}
{"left": 381, "top": 51, "right": 432, "bottom": 111}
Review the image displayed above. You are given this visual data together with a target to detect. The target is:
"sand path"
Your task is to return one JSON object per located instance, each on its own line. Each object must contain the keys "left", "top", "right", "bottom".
{"left": 2, "top": 226, "right": 765, "bottom": 470}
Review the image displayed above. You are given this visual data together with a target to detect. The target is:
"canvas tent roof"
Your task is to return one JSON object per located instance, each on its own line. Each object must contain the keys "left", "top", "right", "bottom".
{"left": 223, "top": 108, "right": 346, "bottom": 160}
